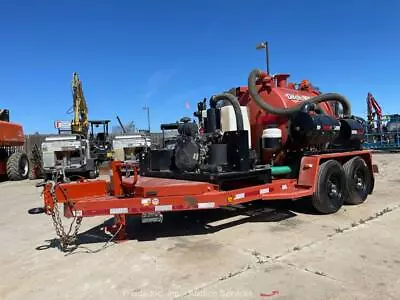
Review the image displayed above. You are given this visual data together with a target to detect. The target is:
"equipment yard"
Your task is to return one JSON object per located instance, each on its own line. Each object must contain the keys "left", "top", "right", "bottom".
{"left": 1, "top": 153, "right": 399, "bottom": 300}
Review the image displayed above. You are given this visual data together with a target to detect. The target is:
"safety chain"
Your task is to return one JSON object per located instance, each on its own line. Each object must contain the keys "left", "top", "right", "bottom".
{"left": 48, "top": 171, "right": 83, "bottom": 252}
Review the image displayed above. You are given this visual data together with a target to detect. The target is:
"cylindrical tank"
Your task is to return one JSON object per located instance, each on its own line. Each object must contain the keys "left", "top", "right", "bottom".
{"left": 261, "top": 128, "right": 282, "bottom": 151}
{"left": 337, "top": 119, "right": 364, "bottom": 143}
{"left": 291, "top": 112, "right": 341, "bottom": 148}
{"left": 220, "top": 105, "right": 252, "bottom": 148}
{"left": 237, "top": 74, "right": 335, "bottom": 163}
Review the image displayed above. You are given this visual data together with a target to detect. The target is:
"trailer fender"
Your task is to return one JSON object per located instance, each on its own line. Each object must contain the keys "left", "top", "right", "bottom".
{"left": 297, "top": 150, "right": 375, "bottom": 195}
{"left": 297, "top": 156, "right": 320, "bottom": 192}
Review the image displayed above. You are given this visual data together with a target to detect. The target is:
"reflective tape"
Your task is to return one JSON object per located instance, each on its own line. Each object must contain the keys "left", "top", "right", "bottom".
{"left": 155, "top": 205, "right": 172, "bottom": 212}
{"left": 198, "top": 202, "right": 215, "bottom": 209}
{"left": 234, "top": 193, "right": 245, "bottom": 200}
{"left": 110, "top": 208, "right": 128, "bottom": 214}
{"left": 73, "top": 210, "right": 83, "bottom": 217}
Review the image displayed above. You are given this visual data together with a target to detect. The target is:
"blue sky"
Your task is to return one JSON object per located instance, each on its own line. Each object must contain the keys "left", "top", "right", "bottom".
{"left": 1, "top": 0, "right": 399, "bottom": 133}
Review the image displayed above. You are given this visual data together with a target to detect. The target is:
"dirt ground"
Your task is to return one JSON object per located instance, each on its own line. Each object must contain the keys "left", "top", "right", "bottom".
{"left": 1, "top": 153, "right": 399, "bottom": 300}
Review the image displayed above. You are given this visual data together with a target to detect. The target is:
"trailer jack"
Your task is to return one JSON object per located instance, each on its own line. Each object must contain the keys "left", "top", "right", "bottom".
{"left": 105, "top": 212, "right": 163, "bottom": 243}
{"left": 105, "top": 214, "right": 128, "bottom": 241}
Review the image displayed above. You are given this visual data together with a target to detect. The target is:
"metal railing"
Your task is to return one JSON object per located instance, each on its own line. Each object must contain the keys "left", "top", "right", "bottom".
{"left": 363, "top": 115, "right": 400, "bottom": 151}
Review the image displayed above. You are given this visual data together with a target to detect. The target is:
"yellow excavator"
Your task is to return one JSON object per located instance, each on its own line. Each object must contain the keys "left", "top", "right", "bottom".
{"left": 70, "top": 72, "right": 112, "bottom": 161}
{"left": 71, "top": 72, "right": 89, "bottom": 137}
{"left": 41, "top": 72, "right": 112, "bottom": 180}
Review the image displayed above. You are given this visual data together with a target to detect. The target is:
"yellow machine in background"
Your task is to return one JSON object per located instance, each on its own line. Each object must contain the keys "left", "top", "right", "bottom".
{"left": 71, "top": 72, "right": 89, "bottom": 137}
{"left": 41, "top": 72, "right": 112, "bottom": 180}
{"left": 70, "top": 72, "right": 112, "bottom": 161}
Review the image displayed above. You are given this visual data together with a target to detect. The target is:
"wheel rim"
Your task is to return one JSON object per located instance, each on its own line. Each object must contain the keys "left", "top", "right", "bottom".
{"left": 326, "top": 172, "right": 342, "bottom": 206}
{"left": 352, "top": 166, "right": 368, "bottom": 196}
{"left": 20, "top": 157, "right": 29, "bottom": 177}
{"left": 354, "top": 169, "right": 365, "bottom": 190}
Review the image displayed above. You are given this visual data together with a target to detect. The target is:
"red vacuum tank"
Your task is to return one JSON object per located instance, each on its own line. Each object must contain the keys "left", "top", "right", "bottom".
{"left": 234, "top": 73, "right": 336, "bottom": 163}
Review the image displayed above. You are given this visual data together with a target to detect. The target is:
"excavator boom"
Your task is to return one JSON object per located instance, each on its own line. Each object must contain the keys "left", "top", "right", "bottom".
{"left": 71, "top": 72, "right": 89, "bottom": 137}
{"left": 367, "top": 92, "right": 382, "bottom": 123}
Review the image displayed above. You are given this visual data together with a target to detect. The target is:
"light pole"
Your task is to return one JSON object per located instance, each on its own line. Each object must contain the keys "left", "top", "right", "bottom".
{"left": 256, "top": 41, "right": 270, "bottom": 74}
{"left": 142, "top": 105, "right": 150, "bottom": 134}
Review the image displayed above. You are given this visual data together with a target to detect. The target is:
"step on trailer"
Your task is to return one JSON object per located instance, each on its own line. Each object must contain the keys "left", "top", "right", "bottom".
{"left": 38, "top": 67, "right": 376, "bottom": 251}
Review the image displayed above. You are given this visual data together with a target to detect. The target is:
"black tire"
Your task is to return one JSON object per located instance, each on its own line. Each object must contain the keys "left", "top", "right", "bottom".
{"left": 6, "top": 152, "right": 29, "bottom": 181}
{"left": 0, "top": 148, "right": 8, "bottom": 160}
{"left": 311, "top": 160, "right": 345, "bottom": 214}
{"left": 88, "top": 162, "right": 99, "bottom": 179}
{"left": 343, "top": 156, "right": 372, "bottom": 205}
{"left": 28, "top": 161, "right": 36, "bottom": 180}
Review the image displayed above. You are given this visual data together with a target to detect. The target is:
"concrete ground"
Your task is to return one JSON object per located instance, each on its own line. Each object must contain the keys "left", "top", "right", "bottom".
{"left": 0, "top": 153, "right": 399, "bottom": 300}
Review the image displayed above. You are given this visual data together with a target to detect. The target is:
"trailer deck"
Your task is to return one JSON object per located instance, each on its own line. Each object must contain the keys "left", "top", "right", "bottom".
{"left": 42, "top": 150, "right": 374, "bottom": 244}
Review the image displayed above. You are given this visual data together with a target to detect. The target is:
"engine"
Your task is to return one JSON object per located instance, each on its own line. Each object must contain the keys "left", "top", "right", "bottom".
{"left": 173, "top": 119, "right": 202, "bottom": 172}
{"left": 141, "top": 97, "right": 253, "bottom": 176}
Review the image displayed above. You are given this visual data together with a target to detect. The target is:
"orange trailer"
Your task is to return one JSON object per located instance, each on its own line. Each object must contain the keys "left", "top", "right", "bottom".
{"left": 37, "top": 64, "right": 376, "bottom": 251}
{"left": 41, "top": 149, "right": 374, "bottom": 249}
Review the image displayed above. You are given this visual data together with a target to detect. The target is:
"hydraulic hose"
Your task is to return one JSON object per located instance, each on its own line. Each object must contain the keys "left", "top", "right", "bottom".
{"left": 210, "top": 93, "right": 244, "bottom": 130}
{"left": 248, "top": 69, "right": 352, "bottom": 117}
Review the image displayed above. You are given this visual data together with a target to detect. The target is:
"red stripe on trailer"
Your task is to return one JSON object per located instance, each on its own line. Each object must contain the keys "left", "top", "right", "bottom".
{"left": 173, "top": 204, "right": 186, "bottom": 210}
{"left": 82, "top": 209, "right": 109, "bottom": 217}
{"left": 128, "top": 207, "right": 144, "bottom": 214}
{"left": 130, "top": 206, "right": 154, "bottom": 213}
{"left": 246, "top": 190, "right": 261, "bottom": 197}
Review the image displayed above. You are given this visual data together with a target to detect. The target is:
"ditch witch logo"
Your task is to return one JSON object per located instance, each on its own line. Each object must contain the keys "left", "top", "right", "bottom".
{"left": 285, "top": 93, "right": 311, "bottom": 101}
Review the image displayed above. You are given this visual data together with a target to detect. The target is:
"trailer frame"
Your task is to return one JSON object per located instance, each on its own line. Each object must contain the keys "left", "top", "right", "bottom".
{"left": 41, "top": 149, "right": 374, "bottom": 241}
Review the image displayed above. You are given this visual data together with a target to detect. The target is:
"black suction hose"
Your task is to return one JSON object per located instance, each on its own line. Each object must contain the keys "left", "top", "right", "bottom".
{"left": 210, "top": 93, "right": 244, "bottom": 130}
{"left": 248, "top": 69, "right": 352, "bottom": 117}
